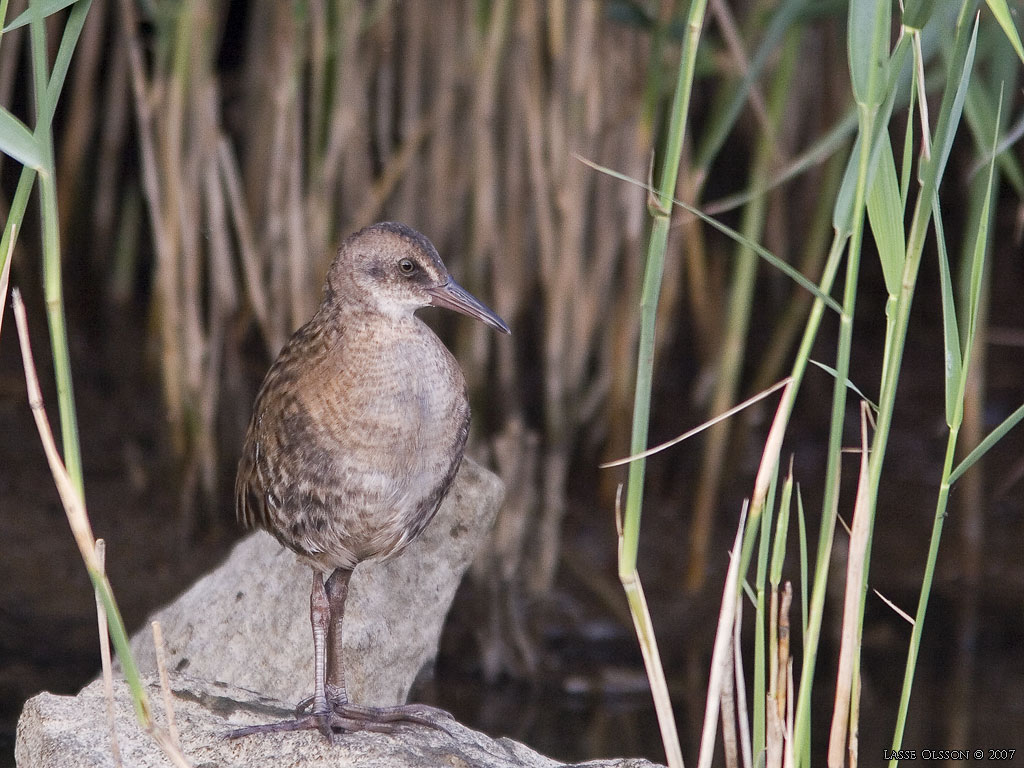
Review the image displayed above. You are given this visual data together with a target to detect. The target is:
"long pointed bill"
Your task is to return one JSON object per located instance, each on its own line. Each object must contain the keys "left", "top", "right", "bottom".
{"left": 426, "top": 279, "right": 511, "bottom": 334}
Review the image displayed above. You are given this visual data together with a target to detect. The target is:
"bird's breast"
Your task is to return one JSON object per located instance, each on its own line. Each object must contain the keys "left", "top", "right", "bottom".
{"left": 291, "top": 325, "right": 469, "bottom": 564}
{"left": 319, "top": 330, "right": 466, "bottom": 450}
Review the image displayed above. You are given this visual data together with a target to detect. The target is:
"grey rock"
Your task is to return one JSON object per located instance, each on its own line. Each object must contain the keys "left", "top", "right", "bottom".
{"left": 15, "top": 674, "right": 664, "bottom": 768}
{"left": 127, "top": 456, "right": 504, "bottom": 707}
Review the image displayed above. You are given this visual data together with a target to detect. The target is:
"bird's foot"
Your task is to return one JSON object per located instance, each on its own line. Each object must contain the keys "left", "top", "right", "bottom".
{"left": 228, "top": 700, "right": 455, "bottom": 743}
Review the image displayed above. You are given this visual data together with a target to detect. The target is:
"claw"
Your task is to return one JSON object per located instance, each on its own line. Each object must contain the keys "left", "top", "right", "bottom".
{"left": 294, "top": 696, "right": 311, "bottom": 716}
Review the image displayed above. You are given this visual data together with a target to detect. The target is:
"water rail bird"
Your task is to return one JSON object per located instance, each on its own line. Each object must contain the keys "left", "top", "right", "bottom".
{"left": 230, "top": 222, "right": 509, "bottom": 741}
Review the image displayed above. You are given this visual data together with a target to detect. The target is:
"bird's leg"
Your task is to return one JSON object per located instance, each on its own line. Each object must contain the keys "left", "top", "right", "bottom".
{"left": 323, "top": 567, "right": 352, "bottom": 709}
{"left": 228, "top": 570, "right": 337, "bottom": 741}
{"left": 229, "top": 567, "right": 453, "bottom": 741}
{"left": 309, "top": 570, "right": 333, "bottom": 732}
{"left": 321, "top": 569, "right": 454, "bottom": 733}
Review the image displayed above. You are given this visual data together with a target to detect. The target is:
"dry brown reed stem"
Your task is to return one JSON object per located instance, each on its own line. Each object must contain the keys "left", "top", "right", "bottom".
{"left": 116, "top": 0, "right": 177, "bottom": 422}
{"left": 766, "top": 581, "right": 792, "bottom": 768}
{"left": 94, "top": 539, "right": 123, "bottom": 768}
{"left": 777, "top": 583, "right": 792, "bottom": 721}
{"left": 462, "top": 0, "right": 511, "bottom": 407}
{"left": 218, "top": 138, "right": 274, "bottom": 348}
{"left": 827, "top": 401, "right": 872, "bottom": 768}
{"left": 351, "top": 97, "right": 445, "bottom": 231}
{"left": 766, "top": 688, "right": 784, "bottom": 765}
{"left": 116, "top": 0, "right": 248, "bottom": 515}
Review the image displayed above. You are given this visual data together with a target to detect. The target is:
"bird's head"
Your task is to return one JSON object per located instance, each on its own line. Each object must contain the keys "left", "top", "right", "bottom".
{"left": 327, "top": 222, "right": 510, "bottom": 334}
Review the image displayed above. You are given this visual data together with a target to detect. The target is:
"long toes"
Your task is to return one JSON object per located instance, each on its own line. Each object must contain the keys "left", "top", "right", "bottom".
{"left": 333, "top": 703, "right": 456, "bottom": 734}
{"left": 326, "top": 713, "right": 406, "bottom": 734}
{"left": 227, "top": 714, "right": 330, "bottom": 740}
{"left": 338, "top": 703, "right": 447, "bottom": 722}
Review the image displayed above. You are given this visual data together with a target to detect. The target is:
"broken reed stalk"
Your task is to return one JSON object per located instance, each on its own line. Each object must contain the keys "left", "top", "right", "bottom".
{"left": 765, "top": 468, "right": 793, "bottom": 768}
{"left": 94, "top": 539, "right": 123, "bottom": 768}
{"left": 152, "top": 621, "right": 181, "bottom": 751}
{"left": 766, "top": 581, "right": 793, "bottom": 768}
{"left": 780, "top": 585, "right": 793, "bottom": 768}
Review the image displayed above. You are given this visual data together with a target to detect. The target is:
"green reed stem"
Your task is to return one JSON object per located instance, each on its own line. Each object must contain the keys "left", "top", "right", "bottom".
{"left": 790, "top": 0, "right": 907, "bottom": 755}
{"left": 28, "top": 0, "right": 92, "bottom": 498}
{"left": 620, "top": 0, "right": 707, "bottom": 579}
{"left": 889, "top": 49, "right": 995, "bottom": 764}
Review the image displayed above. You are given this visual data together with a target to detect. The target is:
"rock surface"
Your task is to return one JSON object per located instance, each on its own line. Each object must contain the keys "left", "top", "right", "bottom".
{"left": 127, "top": 456, "right": 503, "bottom": 707}
{"left": 16, "top": 675, "right": 664, "bottom": 768}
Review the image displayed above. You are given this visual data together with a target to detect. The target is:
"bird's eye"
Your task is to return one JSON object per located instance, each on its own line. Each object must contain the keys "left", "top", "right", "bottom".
{"left": 398, "top": 258, "right": 416, "bottom": 275}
